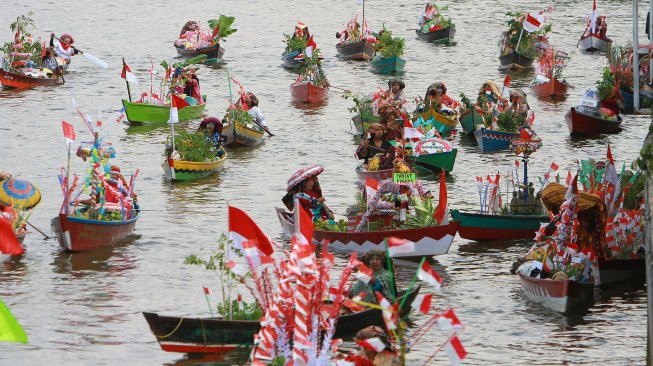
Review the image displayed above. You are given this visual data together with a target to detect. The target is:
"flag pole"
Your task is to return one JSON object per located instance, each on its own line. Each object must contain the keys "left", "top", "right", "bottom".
{"left": 203, "top": 287, "right": 215, "bottom": 318}
{"left": 399, "top": 257, "right": 425, "bottom": 311}
{"left": 65, "top": 142, "right": 71, "bottom": 215}
{"left": 122, "top": 58, "right": 133, "bottom": 102}
{"left": 384, "top": 238, "right": 397, "bottom": 301}
{"left": 515, "top": 28, "right": 525, "bottom": 55}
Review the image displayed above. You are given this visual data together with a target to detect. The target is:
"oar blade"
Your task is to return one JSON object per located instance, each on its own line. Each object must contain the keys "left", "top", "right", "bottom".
{"left": 83, "top": 52, "right": 108, "bottom": 69}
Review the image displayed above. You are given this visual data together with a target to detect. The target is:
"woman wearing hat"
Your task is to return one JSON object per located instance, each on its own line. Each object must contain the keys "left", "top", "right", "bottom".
{"left": 291, "top": 21, "right": 311, "bottom": 42}
{"left": 356, "top": 123, "right": 395, "bottom": 165}
{"left": 49, "top": 33, "right": 79, "bottom": 67}
{"left": 198, "top": 117, "right": 224, "bottom": 156}
{"left": 350, "top": 249, "right": 396, "bottom": 304}
{"left": 282, "top": 165, "right": 333, "bottom": 222}
{"left": 423, "top": 81, "right": 457, "bottom": 111}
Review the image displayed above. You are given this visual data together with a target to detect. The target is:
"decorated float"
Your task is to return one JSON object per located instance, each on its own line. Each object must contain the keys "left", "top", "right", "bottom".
{"left": 281, "top": 22, "right": 315, "bottom": 70}
{"left": 173, "top": 16, "right": 236, "bottom": 64}
{"left": 530, "top": 48, "right": 571, "bottom": 99}
{"left": 578, "top": 2, "right": 612, "bottom": 52}
{"left": 415, "top": 1, "right": 456, "bottom": 44}
{"left": 0, "top": 173, "right": 41, "bottom": 247}
{"left": 412, "top": 82, "right": 461, "bottom": 137}
{"left": 335, "top": 14, "right": 376, "bottom": 61}
{"left": 566, "top": 89, "right": 622, "bottom": 135}
{"left": 405, "top": 137, "right": 457, "bottom": 173}
{"left": 498, "top": 9, "right": 552, "bottom": 70}
{"left": 222, "top": 77, "right": 267, "bottom": 146}
{"left": 370, "top": 26, "right": 406, "bottom": 74}
{"left": 290, "top": 45, "right": 329, "bottom": 103}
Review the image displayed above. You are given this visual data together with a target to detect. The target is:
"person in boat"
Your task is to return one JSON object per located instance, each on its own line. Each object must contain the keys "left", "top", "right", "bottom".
{"left": 41, "top": 47, "right": 59, "bottom": 76}
{"left": 49, "top": 33, "right": 79, "bottom": 67}
{"left": 336, "top": 18, "right": 362, "bottom": 43}
{"left": 423, "top": 81, "right": 457, "bottom": 112}
{"left": 342, "top": 325, "right": 396, "bottom": 366}
{"left": 198, "top": 116, "right": 225, "bottom": 157}
{"left": 386, "top": 78, "right": 406, "bottom": 103}
{"left": 291, "top": 21, "right": 311, "bottom": 42}
{"left": 180, "top": 20, "right": 200, "bottom": 37}
{"left": 356, "top": 123, "right": 395, "bottom": 164}
{"left": 508, "top": 90, "right": 530, "bottom": 115}
{"left": 182, "top": 69, "right": 203, "bottom": 105}
{"left": 478, "top": 80, "right": 503, "bottom": 105}
{"left": 418, "top": 2, "right": 438, "bottom": 32}
{"left": 350, "top": 249, "right": 396, "bottom": 303}
{"left": 245, "top": 93, "right": 274, "bottom": 136}
{"left": 282, "top": 175, "right": 334, "bottom": 222}
{"left": 597, "top": 16, "right": 608, "bottom": 40}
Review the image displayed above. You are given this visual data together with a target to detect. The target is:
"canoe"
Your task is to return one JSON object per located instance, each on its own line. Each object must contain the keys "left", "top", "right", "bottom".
{"left": 221, "top": 122, "right": 265, "bottom": 147}
{"left": 406, "top": 148, "right": 457, "bottom": 173}
{"left": 276, "top": 208, "right": 459, "bottom": 258}
{"left": 174, "top": 43, "right": 225, "bottom": 60}
{"left": 370, "top": 55, "right": 406, "bottom": 74}
{"left": 451, "top": 209, "right": 549, "bottom": 241}
{"left": 598, "top": 257, "right": 645, "bottom": 285}
{"left": 530, "top": 78, "right": 569, "bottom": 99}
{"left": 16, "top": 232, "right": 25, "bottom": 245}
{"left": 355, "top": 165, "right": 394, "bottom": 186}
{"left": 163, "top": 149, "right": 227, "bottom": 181}
{"left": 578, "top": 35, "right": 612, "bottom": 52}
{"left": 282, "top": 50, "right": 303, "bottom": 70}
{"left": 352, "top": 113, "right": 380, "bottom": 135}
{"left": 565, "top": 107, "right": 622, "bottom": 136}
{"left": 419, "top": 108, "right": 459, "bottom": 136}
{"left": 473, "top": 127, "right": 520, "bottom": 152}
{"left": 518, "top": 272, "right": 594, "bottom": 314}
{"left": 290, "top": 82, "right": 329, "bottom": 103}
{"left": 620, "top": 90, "right": 652, "bottom": 114}
{"left": 459, "top": 108, "right": 484, "bottom": 135}
{"left": 122, "top": 99, "right": 207, "bottom": 125}
{"left": 335, "top": 39, "right": 376, "bottom": 61}
{"left": 499, "top": 51, "right": 534, "bottom": 70}
{"left": 51, "top": 210, "right": 140, "bottom": 252}
{"left": 0, "top": 69, "right": 63, "bottom": 89}
{"left": 415, "top": 25, "right": 456, "bottom": 44}
{"left": 141, "top": 287, "right": 419, "bottom": 355}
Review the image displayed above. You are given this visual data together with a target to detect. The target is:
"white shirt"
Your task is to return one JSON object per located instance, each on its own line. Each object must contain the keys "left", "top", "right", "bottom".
{"left": 248, "top": 106, "right": 267, "bottom": 127}
{"left": 54, "top": 41, "right": 75, "bottom": 60}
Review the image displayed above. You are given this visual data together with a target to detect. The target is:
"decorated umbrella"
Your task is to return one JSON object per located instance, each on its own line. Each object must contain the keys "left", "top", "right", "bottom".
{"left": 0, "top": 179, "right": 41, "bottom": 210}
{"left": 286, "top": 164, "right": 324, "bottom": 191}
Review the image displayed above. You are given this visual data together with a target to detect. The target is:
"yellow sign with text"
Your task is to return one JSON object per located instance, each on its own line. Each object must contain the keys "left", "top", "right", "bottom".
{"left": 393, "top": 172, "right": 416, "bottom": 183}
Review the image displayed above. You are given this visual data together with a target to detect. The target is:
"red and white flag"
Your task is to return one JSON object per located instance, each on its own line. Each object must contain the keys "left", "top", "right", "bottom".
{"left": 543, "top": 162, "right": 559, "bottom": 181}
{"left": 365, "top": 176, "right": 379, "bottom": 202}
{"left": 443, "top": 336, "right": 467, "bottom": 366}
{"left": 169, "top": 93, "right": 190, "bottom": 124}
{"left": 437, "top": 308, "right": 464, "bottom": 330}
{"left": 566, "top": 171, "right": 573, "bottom": 186}
{"left": 211, "top": 24, "right": 221, "bottom": 39}
{"left": 121, "top": 60, "right": 138, "bottom": 84}
{"left": 418, "top": 261, "right": 443, "bottom": 291}
{"left": 356, "top": 264, "right": 374, "bottom": 284}
{"left": 241, "top": 240, "right": 259, "bottom": 258}
{"left": 305, "top": 35, "right": 317, "bottom": 58}
{"left": 411, "top": 293, "right": 432, "bottom": 314}
{"left": 387, "top": 237, "right": 415, "bottom": 257}
{"left": 404, "top": 118, "right": 425, "bottom": 140}
{"left": 356, "top": 337, "right": 387, "bottom": 353}
{"left": 226, "top": 260, "right": 248, "bottom": 277}
{"left": 502, "top": 74, "right": 511, "bottom": 99}
{"left": 61, "top": 120, "right": 75, "bottom": 147}
{"left": 228, "top": 206, "right": 275, "bottom": 256}
{"left": 590, "top": 0, "right": 598, "bottom": 32}
{"left": 523, "top": 13, "right": 543, "bottom": 33}
{"left": 203, "top": 286, "right": 210, "bottom": 295}
{"left": 294, "top": 203, "right": 314, "bottom": 246}
{"left": 0, "top": 217, "right": 24, "bottom": 256}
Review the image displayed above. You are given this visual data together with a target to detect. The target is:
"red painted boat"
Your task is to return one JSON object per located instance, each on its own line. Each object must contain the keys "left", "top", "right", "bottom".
{"left": 530, "top": 78, "right": 569, "bottom": 98}
{"left": 355, "top": 165, "right": 393, "bottom": 187}
{"left": 565, "top": 107, "right": 622, "bottom": 135}
{"left": 598, "top": 257, "right": 645, "bottom": 285}
{"left": 0, "top": 69, "right": 63, "bottom": 89}
{"left": 276, "top": 208, "right": 459, "bottom": 258}
{"left": 50, "top": 211, "right": 140, "bottom": 252}
{"left": 518, "top": 272, "right": 594, "bottom": 313}
{"left": 290, "top": 82, "right": 329, "bottom": 103}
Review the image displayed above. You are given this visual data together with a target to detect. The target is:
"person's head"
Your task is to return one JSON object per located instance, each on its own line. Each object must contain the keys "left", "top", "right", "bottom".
{"left": 425, "top": 3, "right": 434, "bottom": 12}
{"left": 388, "top": 78, "right": 405, "bottom": 94}
{"left": 60, "top": 33, "right": 74, "bottom": 45}
{"left": 368, "top": 123, "right": 385, "bottom": 139}
{"left": 355, "top": 325, "right": 393, "bottom": 360}
{"left": 247, "top": 93, "right": 259, "bottom": 108}
{"left": 184, "top": 21, "right": 199, "bottom": 31}
{"left": 300, "top": 176, "right": 316, "bottom": 191}
{"left": 109, "top": 165, "right": 121, "bottom": 178}
{"left": 200, "top": 117, "right": 223, "bottom": 135}
{"left": 361, "top": 249, "right": 386, "bottom": 271}
{"left": 436, "top": 83, "right": 446, "bottom": 95}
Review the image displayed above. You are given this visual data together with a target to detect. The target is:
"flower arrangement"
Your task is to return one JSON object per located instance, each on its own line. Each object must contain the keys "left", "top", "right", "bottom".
{"left": 373, "top": 26, "right": 405, "bottom": 58}
{"left": 164, "top": 130, "right": 219, "bottom": 162}
{"left": 1, "top": 12, "right": 43, "bottom": 72}
{"left": 294, "top": 50, "right": 328, "bottom": 87}
{"left": 499, "top": 10, "right": 552, "bottom": 58}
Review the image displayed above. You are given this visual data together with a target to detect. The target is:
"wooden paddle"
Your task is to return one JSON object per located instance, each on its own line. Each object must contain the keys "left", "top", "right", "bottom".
{"left": 53, "top": 35, "right": 109, "bottom": 69}
{"left": 251, "top": 118, "right": 274, "bottom": 137}
{"left": 26, "top": 220, "right": 51, "bottom": 240}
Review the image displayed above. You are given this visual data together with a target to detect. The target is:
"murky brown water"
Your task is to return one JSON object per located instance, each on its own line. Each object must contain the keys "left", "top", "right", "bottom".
{"left": 0, "top": 0, "right": 648, "bottom": 365}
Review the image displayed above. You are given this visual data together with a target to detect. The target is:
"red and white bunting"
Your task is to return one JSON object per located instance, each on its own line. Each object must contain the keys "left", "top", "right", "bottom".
{"left": 437, "top": 308, "right": 464, "bottom": 331}
{"left": 411, "top": 293, "right": 432, "bottom": 315}
{"left": 418, "top": 261, "right": 443, "bottom": 291}
{"left": 443, "top": 335, "right": 467, "bottom": 366}
{"left": 523, "top": 13, "right": 543, "bottom": 33}
{"left": 387, "top": 237, "right": 416, "bottom": 257}
{"left": 356, "top": 264, "right": 374, "bottom": 284}
{"left": 226, "top": 260, "right": 248, "bottom": 277}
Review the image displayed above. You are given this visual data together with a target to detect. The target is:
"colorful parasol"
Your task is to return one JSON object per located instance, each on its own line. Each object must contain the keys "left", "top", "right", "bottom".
{"left": 0, "top": 179, "right": 41, "bottom": 209}
{"left": 286, "top": 164, "right": 324, "bottom": 191}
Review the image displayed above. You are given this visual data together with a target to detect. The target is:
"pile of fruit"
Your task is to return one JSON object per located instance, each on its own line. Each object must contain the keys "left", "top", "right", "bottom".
{"left": 313, "top": 218, "right": 347, "bottom": 231}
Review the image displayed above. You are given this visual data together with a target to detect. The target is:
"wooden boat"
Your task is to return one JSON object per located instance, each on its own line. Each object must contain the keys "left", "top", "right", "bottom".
{"left": 352, "top": 113, "right": 380, "bottom": 135}
{"left": 451, "top": 209, "right": 549, "bottom": 241}
{"left": 620, "top": 90, "right": 651, "bottom": 114}
{"left": 598, "top": 257, "right": 645, "bottom": 285}
{"left": 335, "top": 39, "right": 376, "bottom": 61}
{"left": 282, "top": 50, "right": 303, "bottom": 70}
{"left": 473, "top": 127, "right": 520, "bottom": 152}
{"left": 355, "top": 165, "right": 394, "bottom": 186}
{"left": 370, "top": 55, "right": 406, "bottom": 74}
{"left": 142, "top": 287, "right": 419, "bottom": 354}
{"left": 290, "top": 82, "right": 329, "bottom": 103}
{"left": 518, "top": 272, "right": 594, "bottom": 314}
{"left": 16, "top": 232, "right": 25, "bottom": 245}
{"left": 163, "top": 150, "right": 227, "bottom": 181}
{"left": 406, "top": 149, "right": 457, "bottom": 173}
{"left": 122, "top": 99, "right": 207, "bottom": 125}
{"left": 418, "top": 108, "right": 459, "bottom": 136}
{"left": 459, "top": 108, "right": 484, "bottom": 135}
{"left": 0, "top": 69, "right": 63, "bottom": 89}
{"left": 565, "top": 107, "right": 622, "bottom": 135}
{"left": 415, "top": 25, "right": 456, "bottom": 44}
{"left": 530, "top": 78, "right": 569, "bottom": 98}
{"left": 499, "top": 51, "right": 534, "bottom": 70}
{"left": 578, "top": 35, "right": 612, "bottom": 52}
{"left": 221, "top": 122, "right": 265, "bottom": 147}
{"left": 174, "top": 43, "right": 225, "bottom": 60}
{"left": 276, "top": 208, "right": 459, "bottom": 257}
{"left": 51, "top": 210, "right": 140, "bottom": 252}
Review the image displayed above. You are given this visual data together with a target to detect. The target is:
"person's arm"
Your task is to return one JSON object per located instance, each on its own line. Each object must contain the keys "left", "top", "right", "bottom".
{"left": 50, "top": 33, "right": 55, "bottom": 47}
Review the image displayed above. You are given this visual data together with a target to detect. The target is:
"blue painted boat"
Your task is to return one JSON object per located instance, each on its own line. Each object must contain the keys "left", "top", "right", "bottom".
{"left": 473, "top": 127, "right": 519, "bottom": 152}
{"left": 282, "top": 50, "right": 303, "bottom": 70}
{"left": 620, "top": 90, "right": 651, "bottom": 113}
{"left": 370, "top": 55, "right": 406, "bottom": 74}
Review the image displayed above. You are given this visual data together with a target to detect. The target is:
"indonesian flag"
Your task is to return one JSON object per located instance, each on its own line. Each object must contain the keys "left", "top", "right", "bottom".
{"left": 437, "top": 308, "right": 464, "bottom": 330}
{"left": 305, "top": 35, "right": 317, "bottom": 58}
{"left": 228, "top": 206, "right": 275, "bottom": 256}
{"left": 387, "top": 237, "right": 415, "bottom": 257}
{"left": 523, "top": 13, "right": 543, "bottom": 33}
{"left": 543, "top": 162, "right": 559, "bottom": 181}
{"left": 565, "top": 174, "right": 578, "bottom": 201}
{"left": 566, "top": 171, "right": 573, "bottom": 186}
{"left": 502, "top": 75, "right": 511, "bottom": 99}
{"left": 411, "top": 293, "right": 432, "bottom": 314}
{"left": 418, "top": 261, "right": 443, "bottom": 291}
{"left": 443, "top": 336, "right": 468, "bottom": 366}
{"left": 433, "top": 169, "right": 448, "bottom": 225}
{"left": 121, "top": 60, "right": 138, "bottom": 84}
{"left": 61, "top": 120, "right": 75, "bottom": 147}
{"left": 356, "top": 337, "right": 387, "bottom": 353}
{"left": 355, "top": 263, "right": 374, "bottom": 284}
{"left": 404, "top": 118, "right": 425, "bottom": 140}
{"left": 226, "top": 260, "right": 248, "bottom": 277}
{"left": 237, "top": 294, "right": 245, "bottom": 311}
{"left": 590, "top": 0, "right": 598, "bottom": 32}
{"left": 241, "top": 240, "right": 259, "bottom": 258}
{"left": 605, "top": 145, "right": 620, "bottom": 207}
{"left": 203, "top": 286, "right": 210, "bottom": 295}
{"left": 365, "top": 177, "right": 379, "bottom": 202}
{"left": 0, "top": 217, "right": 23, "bottom": 256}
{"left": 169, "top": 93, "right": 190, "bottom": 124}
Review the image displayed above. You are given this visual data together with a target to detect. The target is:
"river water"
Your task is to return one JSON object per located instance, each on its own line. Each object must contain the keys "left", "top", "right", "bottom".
{"left": 0, "top": 0, "right": 649, "bottom": 365}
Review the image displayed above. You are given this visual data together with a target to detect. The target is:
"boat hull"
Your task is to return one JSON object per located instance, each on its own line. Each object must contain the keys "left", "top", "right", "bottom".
{"left": 221, "top": 122, "right": 265, "bottom": 147}
{"left": 415, "top": 25, "right": 456, "bottom": 44}
{"left": 163, "top": 154, "right": 226, "bottom": 181}
{"left": 352, "top": 113, "right": 380, "bottom": 135}
{"left": 174, "top": 44, "right": 225, "bottom": 60}
{"left": 473, "top": 127, "right": 519, "bottom": 152}
{"left": 518, "top": 273, "right": 594, "bottom": 314}
{"left": 578, "top": 35, "right": 612, "bottom": 52}
{"left": 370, "top": 55, "right": 406, "bottom": 74}
{"left": 276, "top": 208, "right": 459, "bottom": 258}
{"left": 459, "top": 108, "right": 484, "bottom": 135}
{"left": 451, "top": 210, "right": 549, "bottom": 241}
{"left": 530, "top": 78, "right": 569, "bottom": 98}
{"left": 290, "top": 82, "right": 329, "bottom": 103}
{"left": 355, "top": 166, "right": 394, "bottom": 186}
{"left": 122, "top": 99, "right": 207, "bottom": 124}
{"left": 620, "top": 90, "right": 651, "bottom": 114}
{"left": 406, "top": 149, "right": 457, "bottom": 173}
{"left": 0, "top": 69, "right": 63, "bottom": 89}
{"left": 51, "top": 212, "right": 139, "bottom": 252}
{"left": 499, "top": 51, "right": 534, "bottom": 70}
{"left": 598, "top": 258, "right": 645, "bottom": 285}
{"left": 282, "top": 50, "right": 304, "bottom": 69}
{"left": 565, "top": 107, "right": 622, "bottom": 135}
{"left": 418, "top": 108, "right": 459, "bottom": 136}
{"left": 336, "top": 40, "right": 376, "bottom": 61}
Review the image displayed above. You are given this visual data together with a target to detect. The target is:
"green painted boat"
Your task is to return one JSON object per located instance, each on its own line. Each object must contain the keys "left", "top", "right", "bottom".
{"left": 370, "top": 55, "right": 406, "bottom": 74}
{"left": 352, "top": 113, "right": 380, "bottom": 135}
{"left": 122, "top": 98, "right": 207, "bottom": 125}
{"left": 407, "top": 148, "right": 457, "bottom": 173}
{"left": 451, "top": 209, "right": 549, "bottom": 241}
{"left": 459, "top": 108, "right": 485, "bottom": 135}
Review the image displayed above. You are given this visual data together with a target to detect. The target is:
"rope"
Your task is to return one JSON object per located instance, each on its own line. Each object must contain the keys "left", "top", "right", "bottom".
{"left": 154, "top": 317, "right": 184, "bottom": 339}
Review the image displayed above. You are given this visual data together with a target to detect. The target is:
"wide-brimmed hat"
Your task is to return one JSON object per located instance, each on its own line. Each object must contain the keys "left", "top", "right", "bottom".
{"left": 200, "top": 116, "right": 222, "bottom": 129}
{"left": 388, "top": 78, "right": 405, "bottom": 90}
{"left": 287, "top": 164, "right": 324, "bottom": 191}
{"left": 296, "top": 21, "right": 307, "bottom": 29}
{"left": 60, "top": 33, "right": 74, "bottom": 44}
